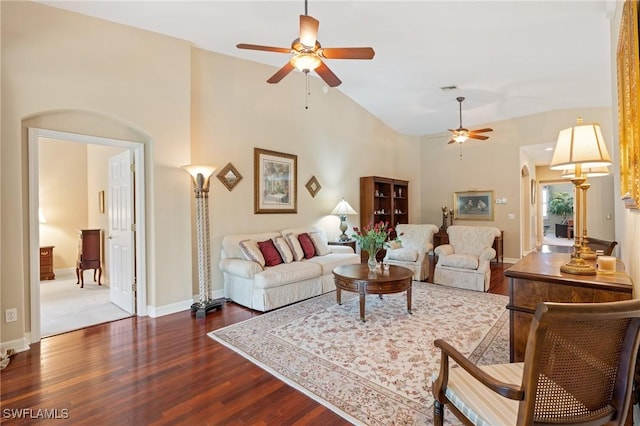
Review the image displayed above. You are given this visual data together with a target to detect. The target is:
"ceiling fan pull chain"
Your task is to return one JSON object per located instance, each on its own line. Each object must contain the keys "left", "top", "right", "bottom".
{"left": 305, "top": 72, "right": 310, "bottom": 110}
{"left": 459, "top": 144, "right": 463, "bottom": 160}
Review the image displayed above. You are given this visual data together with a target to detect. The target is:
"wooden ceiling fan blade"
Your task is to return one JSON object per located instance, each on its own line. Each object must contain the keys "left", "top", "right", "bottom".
{"left": 447, "top": 139, "right": 457, "bottom": 144}
{"left": 468, "top": 134, "right": 490, "bottom": 140}
{"left": 267, "top": 62, "right": 295, "bottom": 84}
{"left": 299, "top": 15, "right": 319, "bottom": 47}
{"left": 321, "top": 47, "right": 375, "bottom": 60}
{"left": 315, "top": 61, "right": 341, "bottom": 87}
{"left": 470, "top": 128, "right": 493, "bottom": 133}
{"left": 237, "top": 43, "right": 291, "bottom": 54}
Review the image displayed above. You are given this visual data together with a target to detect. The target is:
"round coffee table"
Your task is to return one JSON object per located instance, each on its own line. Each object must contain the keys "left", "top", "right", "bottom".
{"left": 332, "top": 264, "right": 413, "bottom": 322}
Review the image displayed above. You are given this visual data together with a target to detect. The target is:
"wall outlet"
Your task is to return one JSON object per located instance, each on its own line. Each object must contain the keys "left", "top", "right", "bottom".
{"left": 508, "top": 213, "right": 516, "bottom": 220}
{"left": 5, "top": 308, "right": 17, "bottom": 323}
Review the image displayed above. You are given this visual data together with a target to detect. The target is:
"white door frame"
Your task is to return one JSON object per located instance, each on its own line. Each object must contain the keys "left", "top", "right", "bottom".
{"left": 28, "top": 127, "right": 147, "bottom": 343}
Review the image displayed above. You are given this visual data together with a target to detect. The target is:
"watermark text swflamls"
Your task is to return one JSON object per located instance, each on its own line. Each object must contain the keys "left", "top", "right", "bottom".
{"left": 2, "top": 408, "right": 70, "bottom": 420}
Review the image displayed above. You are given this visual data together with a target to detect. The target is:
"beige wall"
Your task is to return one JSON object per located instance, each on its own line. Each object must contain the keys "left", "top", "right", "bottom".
{"left": 0, "top": 1, "right": 420, "bottom": 348}
{"left": 1, "top": 1, "right": 193, "bottom": 345}
{"left": 419, "top": 107, "right": 615, "bottom": 261}
{"left": 190, "top": 48, "right": 422, "bottom": 293}
{"left": 39, "top": 140, "right": 124, "bottom": 278}
{"left": 2, "top": 1, "right": 638, "bottom": 351}
{"left": 39, "top": 138, "right": 88, "bottom": 269}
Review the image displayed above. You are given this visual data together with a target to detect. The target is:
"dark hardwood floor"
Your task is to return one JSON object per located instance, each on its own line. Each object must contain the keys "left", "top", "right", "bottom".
{"left": 1, "top": 262, "right": 510, "bottom": 425}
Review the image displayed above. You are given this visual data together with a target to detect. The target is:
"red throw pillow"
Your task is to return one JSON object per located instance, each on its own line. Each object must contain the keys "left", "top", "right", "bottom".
{"left": 298, "top": 233, "right": 316, "bottom": 259}
{"left": 257, "top": 239, "right": 283, "bottom": 267}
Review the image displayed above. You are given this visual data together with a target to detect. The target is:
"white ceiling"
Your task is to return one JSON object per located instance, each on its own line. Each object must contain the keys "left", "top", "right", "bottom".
{"left": 38, "top": 0, "right": 616, "bottom": 163}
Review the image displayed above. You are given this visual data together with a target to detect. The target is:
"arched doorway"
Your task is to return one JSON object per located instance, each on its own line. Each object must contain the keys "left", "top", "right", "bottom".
{"left": 25, "top": 110, "right": 149, "bottom": 343}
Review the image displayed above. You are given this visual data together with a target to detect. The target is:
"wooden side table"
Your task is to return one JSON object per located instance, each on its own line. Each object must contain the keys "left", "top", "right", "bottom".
{"left": 328, "top": 239, "right": 356, "bottom": 252}
{"left": 492, "top": 230, "right": 504, "bottom": 264}
{"left": 433, "top": 229, "right": 449, "bottom": 248}
{"left": 40, "top": 246, "right": 55, "bottom": 280}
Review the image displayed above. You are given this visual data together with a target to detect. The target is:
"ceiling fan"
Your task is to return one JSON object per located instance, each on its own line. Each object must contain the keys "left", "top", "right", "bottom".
{"left": 447, "top": 97, "right": 493, "bottom": 144}
{"left": 236, "top": 0, "right": 375, "bottom": 87}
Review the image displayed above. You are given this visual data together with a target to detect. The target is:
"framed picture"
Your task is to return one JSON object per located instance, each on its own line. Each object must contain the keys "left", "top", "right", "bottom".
{"left": 617, "top": 0, "right": 640, "bottom": 209}
{"left": 530, "top": 179, "right": 536, "bottom": 205}
{"left": 305, "top": 176, "right": 321, "bottom": 198}
{"left": 454, "top": 190, "right": 494, "bottom": 221}
{"left": 217, "top": 162, "right": 243, "bottom": 192}
{"left": 254, "top": 148, "right": 297, "bottom": 214}
{"left": 98, "top": 190, "right": 105, "bottom": 214}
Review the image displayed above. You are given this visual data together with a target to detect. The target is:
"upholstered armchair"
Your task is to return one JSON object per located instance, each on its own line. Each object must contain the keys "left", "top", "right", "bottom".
{"left": 383, "top": 224, "right": 438, "bottom": 281}
{"left": 433, "top": 225, "right": 500, "bottom": 291}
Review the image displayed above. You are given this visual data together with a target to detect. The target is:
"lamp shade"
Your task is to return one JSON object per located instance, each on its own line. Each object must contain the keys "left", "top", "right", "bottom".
{"left": 549, "top": 121, "right": 612, "bottom": 170}
{"left": 561, "top": 166, "right": 609, "bottom": 179}
{"left": 181, "top": 165, "right": 216, "bottom": 180}
{"left": 331, "top": 198, "right": 358, "bottom": 216}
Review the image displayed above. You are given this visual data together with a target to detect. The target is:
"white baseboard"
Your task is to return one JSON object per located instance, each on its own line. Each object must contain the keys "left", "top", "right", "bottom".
{"left": 1, "top": 335, "right": 31, "bottom": 354}
{"left": 146, "top": 289, "right": 225, "bottom": 318}
{"left": 146, "top": 299, "right": 193, "bottom": 318}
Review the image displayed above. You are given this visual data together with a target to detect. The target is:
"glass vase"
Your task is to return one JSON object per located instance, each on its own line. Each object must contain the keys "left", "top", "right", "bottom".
{"left": 367, "top": 251, "right": 378, "bottom": 272}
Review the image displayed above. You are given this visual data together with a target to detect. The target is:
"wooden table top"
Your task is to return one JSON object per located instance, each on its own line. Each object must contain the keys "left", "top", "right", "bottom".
{"left": 504, "top": 251, "right": 633, "bottom": 293}
{"left": 333, "top": 264, "right": 413, "bottom": 282}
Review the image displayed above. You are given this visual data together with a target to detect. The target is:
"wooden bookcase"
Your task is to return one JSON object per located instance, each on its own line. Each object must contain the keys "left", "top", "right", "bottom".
{"left": 359, "top": 176, "right": 409, "bottom": 260}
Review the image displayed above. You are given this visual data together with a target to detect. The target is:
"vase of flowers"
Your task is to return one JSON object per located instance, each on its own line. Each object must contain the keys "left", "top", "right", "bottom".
{"left": 352, "top": 221, "right": 397, "bottom": 271}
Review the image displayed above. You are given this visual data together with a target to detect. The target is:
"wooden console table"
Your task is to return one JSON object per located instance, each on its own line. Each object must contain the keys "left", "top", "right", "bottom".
{"left": 504, "top": 252, "right": 633, "bottom": 362}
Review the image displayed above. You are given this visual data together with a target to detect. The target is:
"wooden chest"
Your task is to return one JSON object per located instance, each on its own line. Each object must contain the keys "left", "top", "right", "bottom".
{"left": 40, "top": 245, "right": 55, "bottom": 280}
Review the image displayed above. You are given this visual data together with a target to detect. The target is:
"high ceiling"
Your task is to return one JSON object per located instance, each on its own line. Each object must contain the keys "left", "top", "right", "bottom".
{"left": 38, "top": 0, "right": 615, "bottom": 154}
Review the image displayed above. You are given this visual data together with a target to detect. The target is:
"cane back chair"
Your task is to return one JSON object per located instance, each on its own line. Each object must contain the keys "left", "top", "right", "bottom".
{"left": 432, "top": 299, "right": 640, "bottom": 425}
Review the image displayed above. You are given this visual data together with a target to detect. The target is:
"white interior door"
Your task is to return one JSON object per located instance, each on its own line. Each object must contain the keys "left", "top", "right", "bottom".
{"left": 108, "top": 150, "right": 135, "bottom": 314}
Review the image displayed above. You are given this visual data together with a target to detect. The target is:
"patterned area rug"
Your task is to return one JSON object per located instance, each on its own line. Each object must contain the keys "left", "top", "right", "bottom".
{"left": 209, "top": 282, "right": 509, "bottom": 425}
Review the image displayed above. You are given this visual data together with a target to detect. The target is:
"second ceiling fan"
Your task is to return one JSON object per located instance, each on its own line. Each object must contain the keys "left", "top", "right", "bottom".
{"left": 236, "top": 0, "right": 375, "bottom": 87}
{"left": 447, "top": 97, "right": 493, "bottom": 144}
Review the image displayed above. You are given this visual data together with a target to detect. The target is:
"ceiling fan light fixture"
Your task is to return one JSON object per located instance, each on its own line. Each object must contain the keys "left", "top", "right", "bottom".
{"left": 290, "top": 53, "right": 321, "bottom": 72}
{"left": 454, "top": 133, "right": 468, "bottom": 143}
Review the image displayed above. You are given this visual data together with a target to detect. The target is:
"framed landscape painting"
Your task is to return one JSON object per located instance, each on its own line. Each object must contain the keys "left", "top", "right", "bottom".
{"left": 454, "top": 190, "right": 494, "bottom": 220}
{"left": 254, "top": 148, "right": 297, "bottom": 214}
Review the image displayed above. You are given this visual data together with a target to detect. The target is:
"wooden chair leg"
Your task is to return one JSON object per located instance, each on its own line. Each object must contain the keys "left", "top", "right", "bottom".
{"left": 433, "top": 400, "right": 445, "bottom": 426}
{"left": 75, "top": 267, "right": 80, "bottom": 285}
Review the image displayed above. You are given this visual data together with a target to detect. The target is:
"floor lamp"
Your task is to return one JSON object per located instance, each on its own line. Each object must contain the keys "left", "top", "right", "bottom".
{"left": 182, "top": 165, "right": 225, "bottom": 318}
{"left": 549, "top": 118, "right": 612, "bottom": 275}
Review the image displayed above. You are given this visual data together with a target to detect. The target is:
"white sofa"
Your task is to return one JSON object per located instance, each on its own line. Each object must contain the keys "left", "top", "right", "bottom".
{"left": 219, "top": 226, "right": 360, "bottom": 311}
{"left": 433, "top": 225, "right": 500, "bottom": 292}
{"left": 382, "top": 223, "right": 439, "bottom": 281}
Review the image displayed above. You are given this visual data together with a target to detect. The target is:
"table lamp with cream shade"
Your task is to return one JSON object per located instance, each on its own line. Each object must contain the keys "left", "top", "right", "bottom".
{"left": 549, "top": 118, "right": 612, "bottom": 275}
{"left": 182, "top": 164, "right": 225, "bottom": 318}
{"left": 331, "top": 198, "right": 358, "bottom": 241}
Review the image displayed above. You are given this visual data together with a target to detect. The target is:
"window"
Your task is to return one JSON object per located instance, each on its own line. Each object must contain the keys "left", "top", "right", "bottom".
{"left": 542, "top": 186, "right": 549, "bottom": 219}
